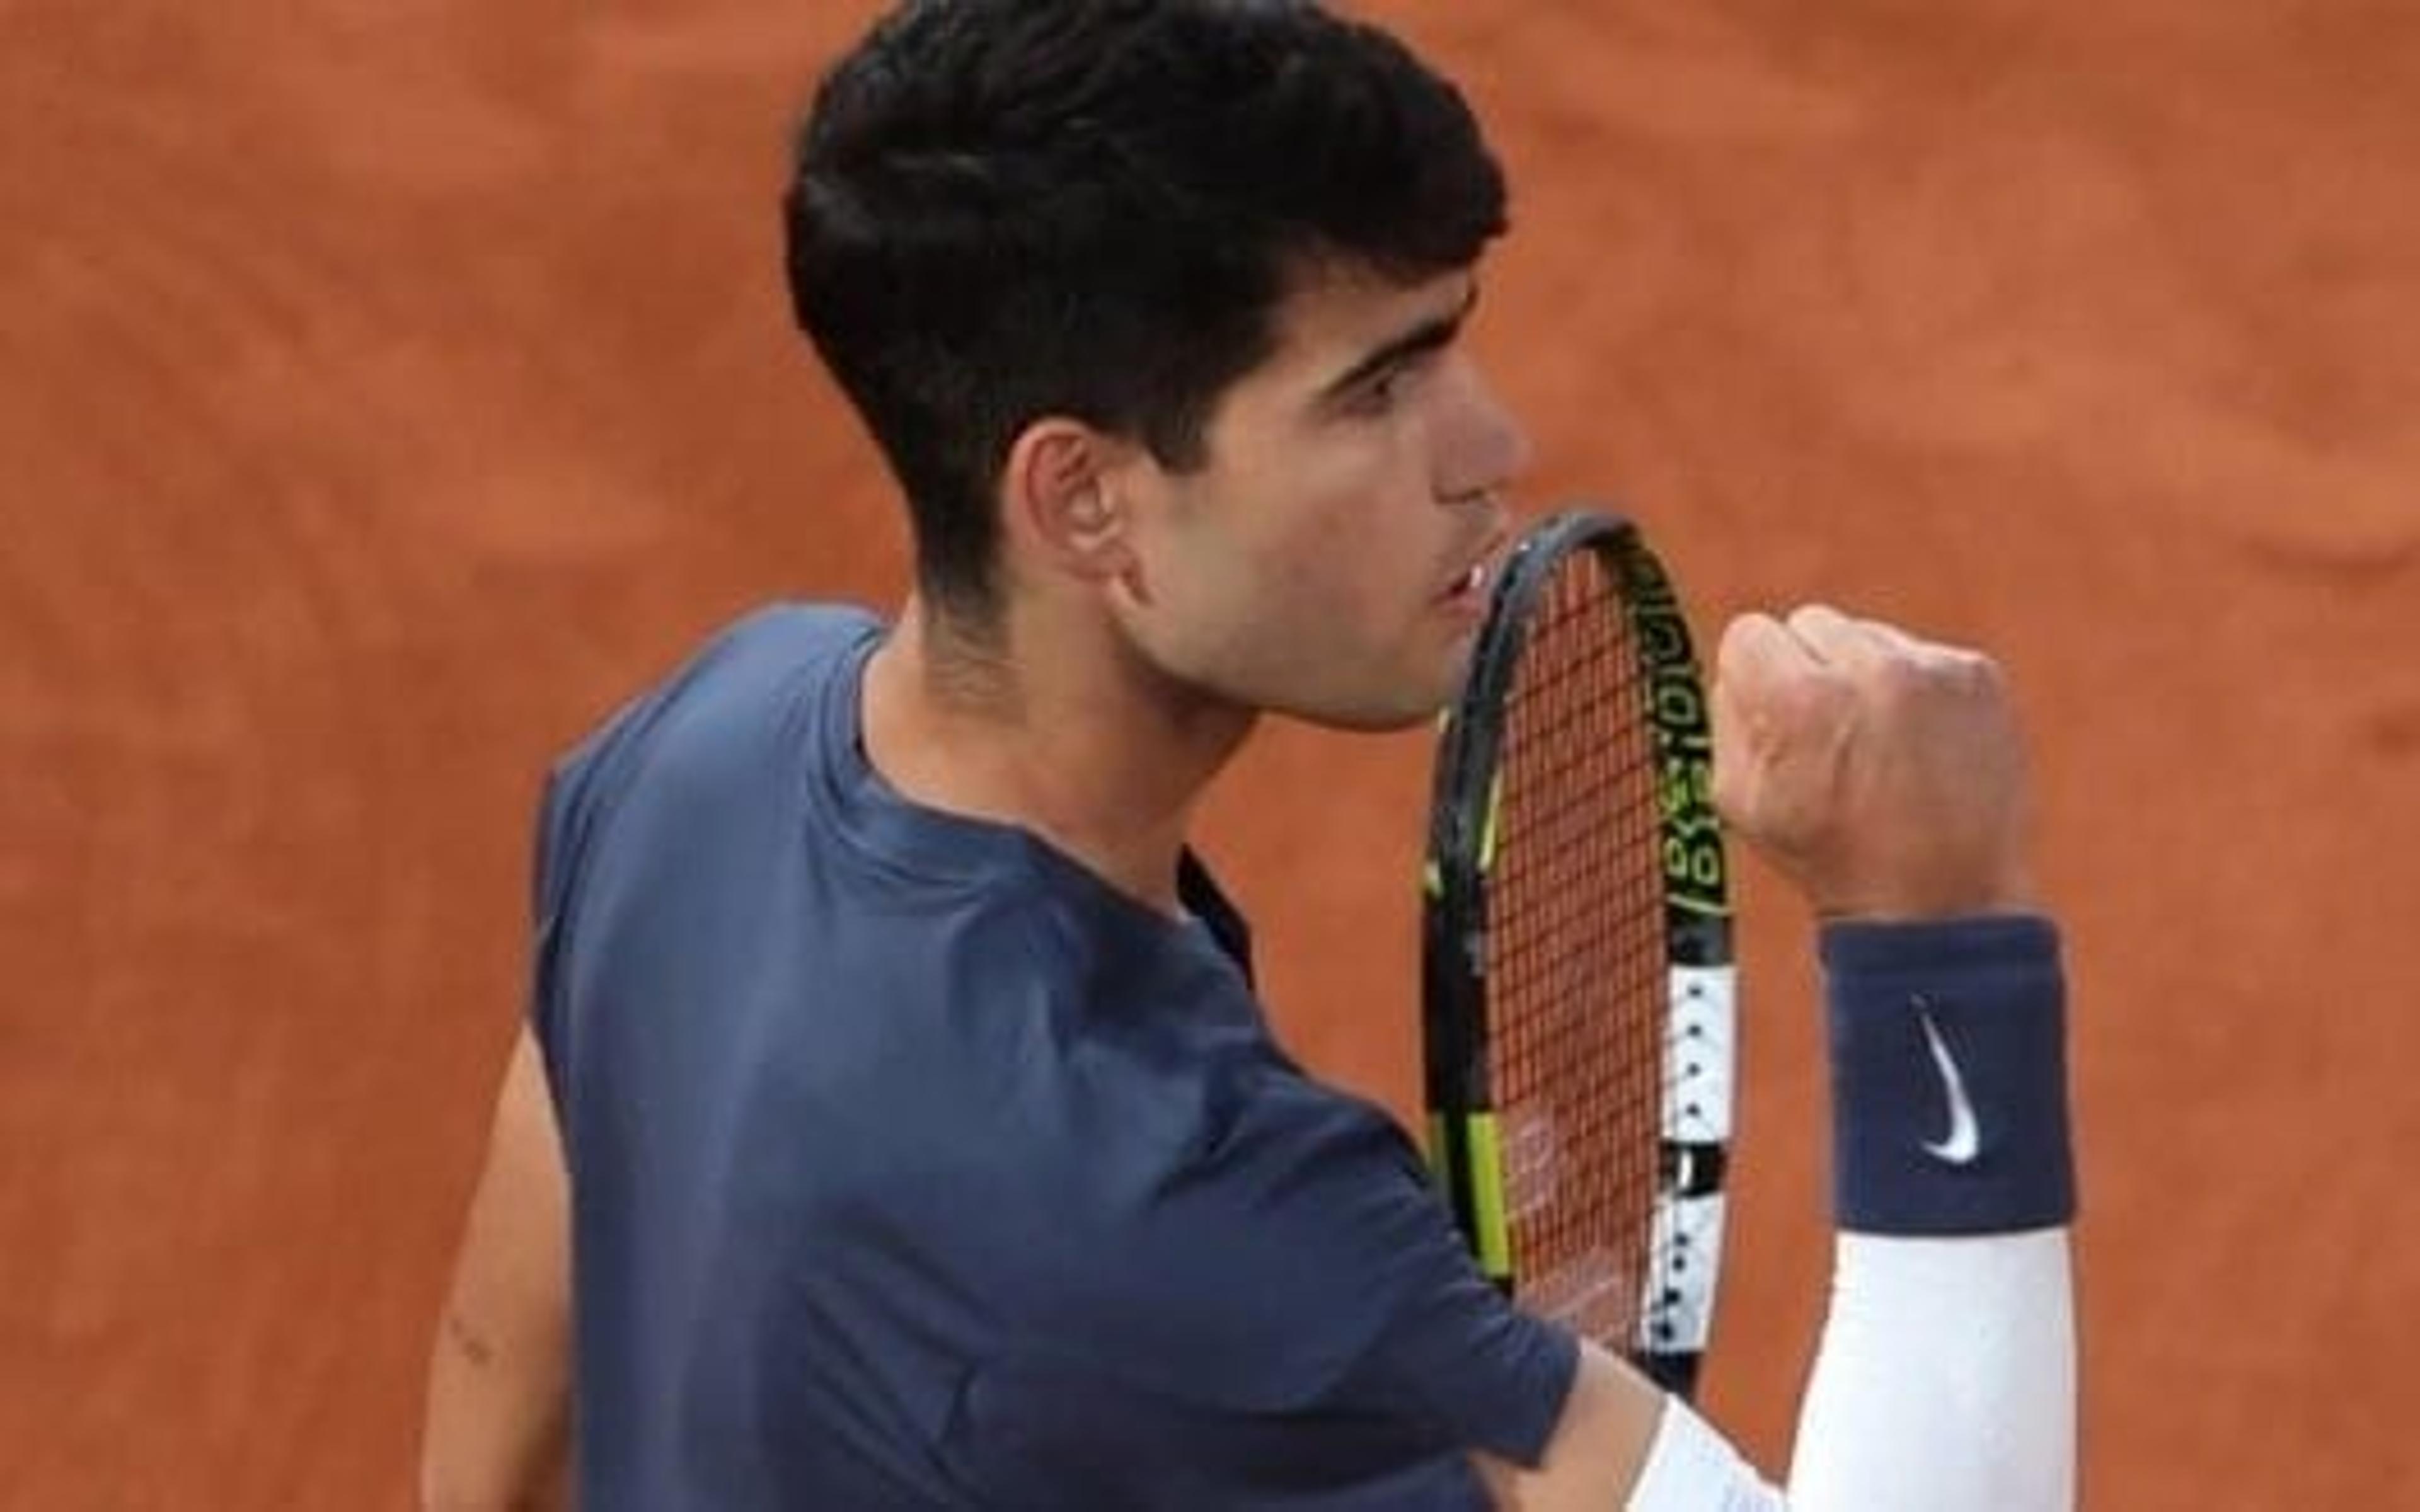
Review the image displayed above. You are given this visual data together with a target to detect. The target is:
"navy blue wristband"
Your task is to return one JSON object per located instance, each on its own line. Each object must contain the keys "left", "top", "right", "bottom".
{"left": 1822, "top": 915, "right": 2077, "bottom": 1234}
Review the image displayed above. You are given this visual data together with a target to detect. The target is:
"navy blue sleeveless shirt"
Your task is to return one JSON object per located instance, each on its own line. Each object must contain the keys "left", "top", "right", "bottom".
{"left": 529, "top": 605, "right": 1576, "bottom": 1508}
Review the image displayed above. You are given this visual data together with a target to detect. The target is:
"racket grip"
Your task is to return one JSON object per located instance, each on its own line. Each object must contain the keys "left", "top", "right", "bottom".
{"left": 1819, "top": 916, "right": 2076, "bottom": 1235}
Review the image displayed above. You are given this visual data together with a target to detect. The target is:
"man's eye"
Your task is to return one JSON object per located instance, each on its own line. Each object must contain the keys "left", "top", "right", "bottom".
{"left": 1356, "top": 363, "right": 1417, "bottom": 412}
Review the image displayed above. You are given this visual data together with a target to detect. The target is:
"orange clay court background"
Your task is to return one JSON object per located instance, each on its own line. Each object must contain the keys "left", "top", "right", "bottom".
{"left": 4, "top": 2, "right": 2417, "bottom": 1507}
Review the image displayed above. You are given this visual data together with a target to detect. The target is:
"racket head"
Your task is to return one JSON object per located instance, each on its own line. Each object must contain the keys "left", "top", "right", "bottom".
{"left": 1420, "top": 507, "right": 1736, "bottom": 1399}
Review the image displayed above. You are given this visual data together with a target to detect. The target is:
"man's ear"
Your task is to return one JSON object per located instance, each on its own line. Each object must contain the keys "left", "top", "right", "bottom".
{"left": 1001, "top": 417, "right": 1140, "bottom": 585}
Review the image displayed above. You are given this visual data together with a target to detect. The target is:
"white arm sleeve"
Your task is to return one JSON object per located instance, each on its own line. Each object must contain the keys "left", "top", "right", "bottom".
{"left": 1625, "top": 1227, "right": 2075, "bottom": 1511}
{"left": 1788, "top": 1228, "right": 2075, "bottom": 1510}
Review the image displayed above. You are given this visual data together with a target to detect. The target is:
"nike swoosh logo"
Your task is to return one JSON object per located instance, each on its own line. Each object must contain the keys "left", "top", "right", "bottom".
{"left": 1917, "top": 1004, "right": 1982, "bottom": 1167}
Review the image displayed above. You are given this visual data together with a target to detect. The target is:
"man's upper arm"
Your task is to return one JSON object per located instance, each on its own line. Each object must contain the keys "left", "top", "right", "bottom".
{"left": 1470, "top": 1341, "right": 1667, "bottom": 1510}
{"left": 420, "top": 1025, "right": 572, "bottom": 1511}
{"left": 1124, "top": 1080, "right": 1602, "bottom": 1465}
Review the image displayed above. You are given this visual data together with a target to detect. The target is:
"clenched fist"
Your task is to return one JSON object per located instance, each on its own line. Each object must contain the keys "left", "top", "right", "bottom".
{"left": 1710, "top": 605, "right": 2037, "bottom": 922}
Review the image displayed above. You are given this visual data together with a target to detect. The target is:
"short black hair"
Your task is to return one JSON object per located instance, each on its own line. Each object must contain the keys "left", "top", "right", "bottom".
{"left": 784, "top": 0, "right": 1507, "bottom": 626}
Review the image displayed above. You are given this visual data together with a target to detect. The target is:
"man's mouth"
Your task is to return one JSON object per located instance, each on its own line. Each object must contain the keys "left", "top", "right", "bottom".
{"left": 1438, "top": 534, "right": 1509, "bottom": 610}
{"left": 1440, "top": 559, "right": 1487, "bottom": 604}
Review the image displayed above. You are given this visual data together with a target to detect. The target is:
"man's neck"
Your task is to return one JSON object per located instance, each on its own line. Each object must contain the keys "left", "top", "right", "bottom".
{"left": 858, "top": 594, "right": 1254, "bottom": 915}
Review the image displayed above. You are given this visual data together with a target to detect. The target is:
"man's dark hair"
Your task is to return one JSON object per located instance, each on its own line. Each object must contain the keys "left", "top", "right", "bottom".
{"left": 784, "top": 0, "right": 1507, "bottom": 626}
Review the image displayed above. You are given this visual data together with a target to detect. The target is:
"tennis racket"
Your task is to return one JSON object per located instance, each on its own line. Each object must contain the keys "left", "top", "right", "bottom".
{"left": 1421, "top": 507, "right": 1736, "bottom": 1399}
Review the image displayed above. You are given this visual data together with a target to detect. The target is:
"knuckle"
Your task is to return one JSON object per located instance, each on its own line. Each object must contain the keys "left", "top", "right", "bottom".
{"left": 1772, "top": 664, "right": 1845, "bottom": 723}
{"left": 1961, "top": 649, "right": 2008, "bottom": 689}
{"left": 1866, "top": 651, "right": 1926, "bottom": 704}
{"left": 1936, "top": 650, "right": 2009, "bottom": 711}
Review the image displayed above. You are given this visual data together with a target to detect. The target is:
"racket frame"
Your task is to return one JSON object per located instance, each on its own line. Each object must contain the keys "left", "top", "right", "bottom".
{"left": 1420, "top": 507, "right": 1737, "bottom": 1400}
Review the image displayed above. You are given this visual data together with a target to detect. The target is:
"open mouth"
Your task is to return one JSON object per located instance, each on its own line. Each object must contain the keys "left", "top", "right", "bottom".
{"left": 1440, "top": 558, "right": 1489, "bottom": 606}
{"left": 1439, "top": 532, "right": 1508, "bottom": 611}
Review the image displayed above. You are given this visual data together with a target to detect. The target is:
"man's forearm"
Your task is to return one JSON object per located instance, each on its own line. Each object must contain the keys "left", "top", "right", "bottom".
{"left": 1788, "top": 1228, "right": 2074, "bottom": 1509}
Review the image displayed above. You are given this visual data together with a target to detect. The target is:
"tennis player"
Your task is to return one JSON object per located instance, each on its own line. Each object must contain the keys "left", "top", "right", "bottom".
{"left": 422, "top": 4, "right": 2077, "bottom": 1507}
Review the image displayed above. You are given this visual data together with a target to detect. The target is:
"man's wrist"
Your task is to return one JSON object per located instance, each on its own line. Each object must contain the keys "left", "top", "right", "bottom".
{"left": 1819, "top": 915, "right": 2077, "bottom": 1234}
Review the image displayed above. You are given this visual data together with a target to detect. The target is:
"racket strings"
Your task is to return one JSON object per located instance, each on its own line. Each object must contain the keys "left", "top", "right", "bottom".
{"left": 1487, "top": 549, "right": 1670, "bottom": 1346}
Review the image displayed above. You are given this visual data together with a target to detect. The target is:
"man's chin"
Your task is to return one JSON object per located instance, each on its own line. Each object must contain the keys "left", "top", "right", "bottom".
{"left": 1273, "top": 680, "right": 1460, "bottom": 735}
{"left": 1294, "top": 707, "right": 1436, "bottom": 735}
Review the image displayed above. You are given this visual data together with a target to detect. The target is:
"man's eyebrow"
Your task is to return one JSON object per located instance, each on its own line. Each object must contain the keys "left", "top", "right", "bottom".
{"left": 1318, "top": 282, "right": 1481, "bottom": 401}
